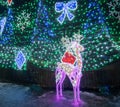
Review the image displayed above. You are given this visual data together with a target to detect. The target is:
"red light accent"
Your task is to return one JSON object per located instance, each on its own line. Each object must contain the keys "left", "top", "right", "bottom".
{"left": 62, "top": 51, "right": 76, "bottom": 64}
{"left": 7, "top": 0, "right": 12, "bottom": 5}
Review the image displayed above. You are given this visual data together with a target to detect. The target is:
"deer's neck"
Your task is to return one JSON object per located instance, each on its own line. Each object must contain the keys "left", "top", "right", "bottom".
{"left": 76, "top": 52, "right": 82, "bottom": 68}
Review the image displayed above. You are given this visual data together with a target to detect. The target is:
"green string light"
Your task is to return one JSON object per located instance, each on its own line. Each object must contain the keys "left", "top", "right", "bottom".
{"left": 0, "top": 0, "right": 119, "bottom": 71}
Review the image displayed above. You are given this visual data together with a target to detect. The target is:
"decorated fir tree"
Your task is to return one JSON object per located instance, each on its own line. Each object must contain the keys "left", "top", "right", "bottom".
{"left": 81, "top": 0, "right": 119, "bottom": 71}
{"left": 0, "top": 0, "right": 119, "bottom": 71}
{"left": 0, "top": 8, "right": 14, "bottom": 45}
{"left": 32, "top": 0, "right": 55, "bottom": 42}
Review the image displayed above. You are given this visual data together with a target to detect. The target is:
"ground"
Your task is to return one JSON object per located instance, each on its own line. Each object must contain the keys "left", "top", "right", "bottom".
{"left": 0, "top": 83, "right": 120, "bottom": 107}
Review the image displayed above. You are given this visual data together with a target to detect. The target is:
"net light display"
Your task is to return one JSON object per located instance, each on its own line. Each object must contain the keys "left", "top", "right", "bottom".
{"left": 0, "top": 0, "right": 119, "bottom": 71}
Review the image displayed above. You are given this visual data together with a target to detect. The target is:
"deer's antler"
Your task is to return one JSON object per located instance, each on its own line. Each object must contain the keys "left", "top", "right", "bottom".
{"left": 73, "top": 31, "right": 84, "bottom": 43}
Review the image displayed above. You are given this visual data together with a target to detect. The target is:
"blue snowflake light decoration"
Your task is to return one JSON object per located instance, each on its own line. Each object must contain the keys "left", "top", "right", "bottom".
{"left": 55, "top": 0, "right": 77, "bottom": 24}
{"left": 15, "top": 51, "right": 26, "bottom": 70}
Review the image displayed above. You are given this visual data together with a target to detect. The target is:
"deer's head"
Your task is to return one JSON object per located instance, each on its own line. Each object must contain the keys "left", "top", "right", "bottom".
{"left": 71, "top": 41, "right": 84, "bottom": 53}
{"left": 61, "top": 31, "right": 84, "bottom": 53}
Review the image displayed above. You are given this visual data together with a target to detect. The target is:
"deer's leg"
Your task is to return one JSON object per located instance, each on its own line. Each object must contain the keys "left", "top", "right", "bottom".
{"left": 77, "top": 73, "right": 83, "bottom": 102}
{"left": 56, "top": 83, "right": 59, "bottom": 99}
{"left": 76, "top": 78, "right": 80, "bottom": 101}
{"left": 73, "top": 86, "right": 78, "bottom": 103}
{"left": 56, "top": 67, "right": 66, "bottom": 99}
{"left": 70, "top": 71, "right": 78, "bottom": 103}
{"left": 55, "top": 67, "right": 61, "bottom": 99}
{"left": 60, "top": 72, "right": 66, "bottom": 97}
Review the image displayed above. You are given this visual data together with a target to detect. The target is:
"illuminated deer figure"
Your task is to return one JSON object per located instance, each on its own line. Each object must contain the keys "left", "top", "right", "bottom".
{"left": 55, "top": 34, "right": 84, "bottom": 103}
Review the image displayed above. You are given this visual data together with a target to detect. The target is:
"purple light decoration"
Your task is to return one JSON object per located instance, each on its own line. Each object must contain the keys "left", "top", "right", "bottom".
{"left": 55, "top": 42, "right": 84, "bottom": 104}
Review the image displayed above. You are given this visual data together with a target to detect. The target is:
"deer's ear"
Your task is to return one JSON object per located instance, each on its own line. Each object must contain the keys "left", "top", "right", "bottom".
{"left": 79, "top": 45, "right": 84, "bottom": 51}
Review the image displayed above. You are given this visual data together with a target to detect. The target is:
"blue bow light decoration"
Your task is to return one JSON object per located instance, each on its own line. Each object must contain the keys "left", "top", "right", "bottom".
{"left": 55, "top": 0, "right": 77, "bottom": 24}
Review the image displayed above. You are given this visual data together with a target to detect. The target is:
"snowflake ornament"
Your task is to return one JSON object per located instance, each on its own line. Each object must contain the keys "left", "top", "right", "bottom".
{"left": 107, "top": 0, "right": 120, "bottom": 22}
{"left": 16, "top": 11, "right": 31, "bottom": 31}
